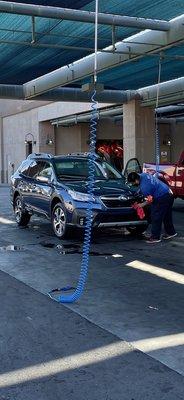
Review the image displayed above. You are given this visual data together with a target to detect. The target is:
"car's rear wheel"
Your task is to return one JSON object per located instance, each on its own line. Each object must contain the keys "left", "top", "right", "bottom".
{"left": 14, "top": 196, "right": 30, "bottom": 226}
{"left": 52, "top": 203, "right": 70, "bottom": 239}
{"left": 126, "top": 225, "right": 148, "bottom": 236}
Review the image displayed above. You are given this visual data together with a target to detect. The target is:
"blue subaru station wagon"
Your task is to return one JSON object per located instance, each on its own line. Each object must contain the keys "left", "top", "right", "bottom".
{"left": 10, "top": 153, "right": 148, "bottom": 238}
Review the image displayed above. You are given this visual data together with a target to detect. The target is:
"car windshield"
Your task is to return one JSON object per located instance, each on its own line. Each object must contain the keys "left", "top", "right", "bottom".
{"left": 97, "top": 160, "right": 123, "bottom": 180}
{"left": 53, "top": 158, "right": 124, "bottom": 181}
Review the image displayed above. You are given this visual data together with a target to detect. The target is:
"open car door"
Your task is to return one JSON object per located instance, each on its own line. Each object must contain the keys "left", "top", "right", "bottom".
{"left": 175, "top": 151, "right": 184, "bottom": 198}
{"left": 124, "top": 158, "right": 142, "bottom": 179}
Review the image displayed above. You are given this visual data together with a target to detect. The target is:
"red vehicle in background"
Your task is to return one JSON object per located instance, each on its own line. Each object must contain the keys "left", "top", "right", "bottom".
{"left": 96, "top": 141, "right": 123, "bottom": 171}
{"left": 124, "top": 150, "right": 184, "bottom": 200}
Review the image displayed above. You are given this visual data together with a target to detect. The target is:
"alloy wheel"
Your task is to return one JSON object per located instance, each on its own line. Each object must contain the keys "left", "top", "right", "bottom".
{"left": 14, "top": 198, "right": 22, "bottom": 223}
{"left": 53, "top": 205, "right": 66, "bottom": 237}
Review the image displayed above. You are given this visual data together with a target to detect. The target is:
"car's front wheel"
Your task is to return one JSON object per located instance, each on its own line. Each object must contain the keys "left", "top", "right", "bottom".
{"left": 52, "top": 203, "right": 70, "bottom": 239}
{"left": 14, "top": 196, "right": 31, "bottom": 226}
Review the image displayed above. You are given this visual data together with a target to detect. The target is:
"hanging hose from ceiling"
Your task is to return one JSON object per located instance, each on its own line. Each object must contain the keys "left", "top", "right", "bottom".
{"left": 155, "top": 56, "right": 162, "bottom": 174}
{"left": 51, "top": 0, "right": 99, "bottom": 303}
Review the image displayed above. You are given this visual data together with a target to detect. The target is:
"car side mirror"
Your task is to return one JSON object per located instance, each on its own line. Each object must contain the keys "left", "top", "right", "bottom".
{"left": 36, "top": 176, "right": 51, "bottom": 184}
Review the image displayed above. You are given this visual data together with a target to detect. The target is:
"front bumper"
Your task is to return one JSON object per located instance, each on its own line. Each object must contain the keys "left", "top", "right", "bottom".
{"left": 97, "top": 220, "right": 148, "bottom": 228}
{"left": 70, "top": 207, "right": 148, "bottom": 229}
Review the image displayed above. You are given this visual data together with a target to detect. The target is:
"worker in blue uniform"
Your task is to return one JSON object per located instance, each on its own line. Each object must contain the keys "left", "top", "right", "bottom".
{"left": 128, "top": 172, "right": 177, "bottom": 243}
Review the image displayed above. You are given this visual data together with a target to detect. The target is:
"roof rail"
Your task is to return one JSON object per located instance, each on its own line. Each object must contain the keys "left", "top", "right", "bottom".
{"left": 68, "top": 152, "right": 99, "bottom": 158}
{"left": 27, "top": 153, "right": 53, "bottom": 159}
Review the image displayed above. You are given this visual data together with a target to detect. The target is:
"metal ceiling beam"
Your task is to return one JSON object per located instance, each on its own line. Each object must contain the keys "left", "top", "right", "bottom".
{"left": 23, "top": 14, "right": 184, "bottom": 99}
{"left": 0, "top": 84, "right": 138, "bottom": 103}
{"left": 1, "top": 38, "right": 184, "bottom": 61}
{"left": 0, "top": 1, "right": 170, "bottom": 31}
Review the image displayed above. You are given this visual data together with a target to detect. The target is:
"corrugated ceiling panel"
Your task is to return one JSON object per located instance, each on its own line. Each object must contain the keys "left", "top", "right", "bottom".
{"left": 0, "top": 0, "right": 183, "bottom": 87}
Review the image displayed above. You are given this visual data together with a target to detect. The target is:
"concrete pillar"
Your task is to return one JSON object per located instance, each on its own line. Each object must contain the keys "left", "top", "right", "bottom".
{"left": 0, "top": 117, "right": 4, "bottom": 183}
{"left": 123, "top": 100, "right": 155, "bottom": 167}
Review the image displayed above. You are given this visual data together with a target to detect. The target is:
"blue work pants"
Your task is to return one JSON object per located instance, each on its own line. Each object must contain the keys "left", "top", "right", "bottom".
{"left": 151, "top": 193, "right": 175, "bottom": 239}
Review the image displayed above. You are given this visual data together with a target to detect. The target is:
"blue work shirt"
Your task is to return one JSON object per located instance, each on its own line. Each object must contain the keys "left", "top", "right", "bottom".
{"left": 139, "top": 173, "right": 170, "bottom": 200}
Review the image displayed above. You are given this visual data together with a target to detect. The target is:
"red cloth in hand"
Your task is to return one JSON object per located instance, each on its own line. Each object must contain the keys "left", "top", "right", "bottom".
{"left": 132, "top": 203, "right": 145, "bottom": 220}
{"left": 145, "top": 195, "right": 153, "bottom": 204}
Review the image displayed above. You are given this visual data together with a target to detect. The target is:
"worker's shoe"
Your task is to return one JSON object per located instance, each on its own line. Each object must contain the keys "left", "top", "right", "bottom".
{"left": 146, "top": 237, "right": 161, "bottom": 244}
{"left": 162, "top": 232, "right": 177, "bottom": 240}
{"left": 142, "top": 232, "right": 151, "bottom": 240}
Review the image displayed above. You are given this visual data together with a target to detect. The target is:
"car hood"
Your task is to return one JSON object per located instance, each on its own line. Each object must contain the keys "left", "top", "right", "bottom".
{"left": 63, "top": 179, "right": 135, "bottom": 197}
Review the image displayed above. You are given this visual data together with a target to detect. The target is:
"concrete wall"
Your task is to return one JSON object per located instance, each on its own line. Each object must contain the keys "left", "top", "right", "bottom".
{"left": 39, "top": 121, "right": 55, "bottom": 155}
{"left": 98, "top": 119, "right": 123, "bottom": 140}
{"left": 2, "top": 108, "right": 40, "bottom": 182}
{"left": 0, "top": 98, "right": 183, "bottom": 183}
{"left": 55, "top": 125, "right": 83, "bottom": 155}
{"left": 55, "top": 119, "right": 123, "bottom": 155}
{"left": 38, "top": 101, "right": 109, "bottom": 122}
{"left": 159, "top": 123, "right": 172, "bottom": 162}
{"left": 158, "top": 122, "right": 184, "bottom": 163}
{"left": 0, "top": 100, "right": 111, "bottom": 182}
{"left": 171, "top": 122, "right": 184, "bottom": 162}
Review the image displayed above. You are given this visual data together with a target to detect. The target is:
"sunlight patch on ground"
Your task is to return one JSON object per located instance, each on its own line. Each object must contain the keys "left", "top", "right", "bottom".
{"left": 0, "top": 216, "right": 15, "bottom": 225}
{"left": 126, "top": 260, "right": 184, "bottom": 285}
{"left": 132, "top": 332, "right": 184, "bottom": 352}
{"left": 0, "top": 341, "right": 131, "bottom": 388}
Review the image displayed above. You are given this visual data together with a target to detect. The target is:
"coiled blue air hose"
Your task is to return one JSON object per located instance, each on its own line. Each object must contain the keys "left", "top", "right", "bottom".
{"left": 57, "top": 90, "right": 98, "bottom": 303}
{"left": 49, "top": 0, "right": 100, "bottom": 304}
{"left": 155, "top": 57, "right": 162, "bottom": 174}
{"left": 155, "top": 116, "right": 160, "bottom": 174}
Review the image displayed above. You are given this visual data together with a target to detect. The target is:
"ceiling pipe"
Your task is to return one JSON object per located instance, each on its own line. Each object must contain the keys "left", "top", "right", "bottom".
{"left": 52, "top": 110, "right": 184, "bottom": 127}
{"left": 1, "top": 77, "right": 184, "bottom": 106}
{"left": 23, "top": 14, "right": 184, "bottom": 98}
{"left": 156, "top": 105, "right": 184, "bottom": 114}
{"left": 158, "top": 117, "right": 184, "bottom": 123}
{"left": 0, "top": 84, "right": 24, "bottom": 99}
{"left": 138, "top": 77, "right": 184, "bottom": 106}
{"left": 0, "top": 84, "right": 138, "bottom": 103}
{"left": 0, "top": 1, "right": 170, "bottom": 31}
{"left": 51, "top": 106, "right": 124, "bottom": 126}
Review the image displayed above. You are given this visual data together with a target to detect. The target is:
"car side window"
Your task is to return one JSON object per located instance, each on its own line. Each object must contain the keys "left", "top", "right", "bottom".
{"left": 37, "top": 162, "right": 53, "bottom": 179}
{"left": 18, "top": 160, "right": 31, "bottom": 176}
{"left": 28, "top": 161, "right": 53, "bottom": 179}
{"left": 27, "top": 161, "right": 42, "bottom": 178}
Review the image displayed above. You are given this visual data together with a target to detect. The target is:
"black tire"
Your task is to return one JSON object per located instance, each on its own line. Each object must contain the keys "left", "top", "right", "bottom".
{"left": 14, "top": 195, "right": 30, "bottom": 227}
{"left": 51, "top": 202, "right": 70, "bottom": 239}
{"left": 126, "top": 225, "right": 148, "bottom": 236}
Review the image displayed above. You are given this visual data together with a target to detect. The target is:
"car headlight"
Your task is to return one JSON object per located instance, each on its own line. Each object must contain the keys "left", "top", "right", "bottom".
{"left": 68, "top": 190, "right": 95, "bottom": 202}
